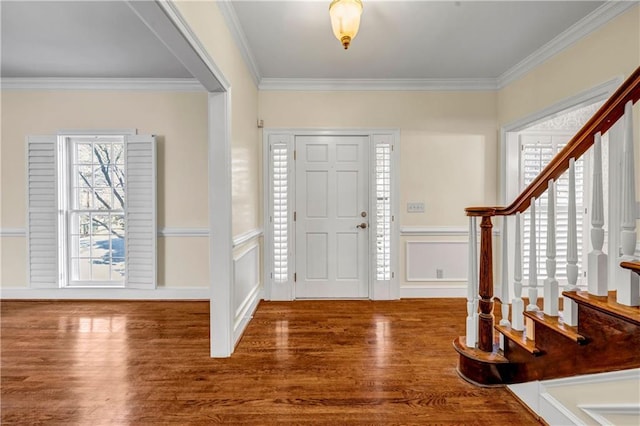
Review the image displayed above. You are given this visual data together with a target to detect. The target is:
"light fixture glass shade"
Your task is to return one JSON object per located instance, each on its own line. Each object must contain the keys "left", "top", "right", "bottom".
{"left": 329, "top": 0, "right": 363, "bottom": 49}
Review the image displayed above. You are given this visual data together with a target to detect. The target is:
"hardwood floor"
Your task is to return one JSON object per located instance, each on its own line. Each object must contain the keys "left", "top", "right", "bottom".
{"left": 1, "top": 299, "right": 541, "bottom": 425}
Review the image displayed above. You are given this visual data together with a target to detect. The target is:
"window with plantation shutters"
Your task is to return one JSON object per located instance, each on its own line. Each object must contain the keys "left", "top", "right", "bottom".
{"left": 520, "top": 134, "right": 587, "bottom": 283}
{"left": 268, "top": 135, "right": 292, "bottom": 285}
{"left": 26, "top": 132, "right": 156, "bottom": 289}
{"left": 375, "top": 141, "right": 392, "bottom": 281}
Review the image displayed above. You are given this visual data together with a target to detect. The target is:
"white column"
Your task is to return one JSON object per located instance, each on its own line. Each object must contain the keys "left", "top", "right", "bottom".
{"left": 500, "top": 216, "right": 511, "bottom": 327}
{"left": 617, "top": 101, "right": 639, "bottom": 306}
{"left": 588, "top": 132, "right": 609, "bottom": 296}
{"left": 527, "top": 197, "right": 539, "bottom": 311}
{"left": 512, "top": 212, "right": 525, "bottom": 331}
{"left": 544, "top": 180, "right": 559, "bottom": 316}
{"left": 564, "top": 158, "right": 579, "bottom": 326}
{"left": 466, "top": 216, "right": 479, "bottom": 347}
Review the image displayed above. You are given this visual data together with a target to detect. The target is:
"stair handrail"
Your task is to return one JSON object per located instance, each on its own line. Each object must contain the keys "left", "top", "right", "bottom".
{"left": 466, "top": 66, "right": 640, "bottom": 218}
{"left": 621, "top": 261, "right": 640, "bottom": 275}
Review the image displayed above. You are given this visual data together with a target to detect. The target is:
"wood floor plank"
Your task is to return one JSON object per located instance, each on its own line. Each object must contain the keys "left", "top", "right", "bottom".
{"left": 1, "top": 299, "right": 542, "bottom": 424}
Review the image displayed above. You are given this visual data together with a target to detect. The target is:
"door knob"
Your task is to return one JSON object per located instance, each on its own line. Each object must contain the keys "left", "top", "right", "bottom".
{"left": 356, "top": 223, "right": 368, "bottom": 229}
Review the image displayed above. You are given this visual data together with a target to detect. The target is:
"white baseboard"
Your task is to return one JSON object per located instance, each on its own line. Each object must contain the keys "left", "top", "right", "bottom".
{"left": 233, "top": 285, "right": 263, "bottom": 346}
{"left": 400, "top": 283, "right": 466, "bottom": 298}
{"left": 0, "top": 287, "right": 209, "bottom": 300}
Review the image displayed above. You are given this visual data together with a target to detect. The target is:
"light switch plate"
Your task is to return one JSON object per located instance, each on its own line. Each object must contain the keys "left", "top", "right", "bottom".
{"left": 407, "top": 202, "right": 425, "bottom": 213}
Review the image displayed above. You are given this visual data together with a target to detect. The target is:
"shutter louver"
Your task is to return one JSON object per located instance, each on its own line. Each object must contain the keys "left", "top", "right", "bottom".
{"left": 125, "top": 135, "right": 156, "bottom": 288}
{"left": 375, "top": 142, "right": 392, "bottom": 281}
{"left": 271, "top": 142, "right": 289, "bottom": 283}
{"left": 26, "top": 136, "right": 59, "bottom": 288}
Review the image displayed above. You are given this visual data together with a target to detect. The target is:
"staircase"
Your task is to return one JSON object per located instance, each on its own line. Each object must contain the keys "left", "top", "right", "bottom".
{"left": 455, "top": 66, "right": 640, "bottom": 387}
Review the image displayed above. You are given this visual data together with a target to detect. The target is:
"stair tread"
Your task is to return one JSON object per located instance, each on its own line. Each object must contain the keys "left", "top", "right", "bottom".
{"left": 453, "top": 336, "right": 509, "bottom": 364}
{"left": 563, "top": 290, "right": 640, "bottom": 326}
{"left": 523, "top": 310, "right": 586, "bottom": 343}
{"left": 494, "top": 324, "right": 542, "bottom": 355}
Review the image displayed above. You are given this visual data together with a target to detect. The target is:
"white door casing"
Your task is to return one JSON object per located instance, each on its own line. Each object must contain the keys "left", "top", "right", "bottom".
{"left": 295, "top": 135, "right": 369, "bottom": 298}
{"left": 264, "top": 129, "right": 400, "bottom": 301}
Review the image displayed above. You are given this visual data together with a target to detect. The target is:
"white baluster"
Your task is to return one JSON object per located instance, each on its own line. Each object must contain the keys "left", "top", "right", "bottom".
{"left": 500, "top": 216, "right": 511, "bottom": 327}
{"left": 527, "top": 197, "right": 539, "bottom": 311}
{"left": 564, "top": 158, "right": 579, "bottom": 326}
{"left": 588, "top": 132, "right": 608, "bottom": 296}
{"left": 466, "top": 216, "right": 479, "bottom": 347}
{"left": 512, "top": 212, "right": 524, "bottom": 331}
{"left": 618, "top": 101, "right": 639, "bottom": 306}
{"left": 544, "top": 180, "right": 559, "bottom": 316}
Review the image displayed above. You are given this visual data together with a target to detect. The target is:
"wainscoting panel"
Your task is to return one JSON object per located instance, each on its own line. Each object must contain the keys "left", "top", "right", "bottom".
{"left": 233, "top": 242, "right": 262, "bottom": 345}
{"left": 405, "top": 241, "right": 468, "bottom": 282}
{"left": 509, "top": 368, "right": 640, "bottom": 425}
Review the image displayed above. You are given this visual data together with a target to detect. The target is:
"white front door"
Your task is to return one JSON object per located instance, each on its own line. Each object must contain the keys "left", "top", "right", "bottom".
{"left": 295, "top": 135, "right": 369, "bottom": 298}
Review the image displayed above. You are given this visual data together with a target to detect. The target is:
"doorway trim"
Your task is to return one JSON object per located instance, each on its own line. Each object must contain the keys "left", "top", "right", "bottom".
{"left": 262, "top": 129, "right": 400, "bottom": 301}
{"left": 128, "top": 0, "right": 234, "bottom": 357}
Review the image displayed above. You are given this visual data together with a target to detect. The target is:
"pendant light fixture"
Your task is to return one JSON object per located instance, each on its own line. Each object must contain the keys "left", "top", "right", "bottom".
{"left": 329, "top": 0, "right": 363, "bottom": 50}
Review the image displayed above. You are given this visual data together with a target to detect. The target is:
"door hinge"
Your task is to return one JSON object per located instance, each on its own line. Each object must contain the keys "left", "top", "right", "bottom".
{"left": 391, "top": 145, "right": 394, "bottom": 151}
{"left": 294, "top": 211, "right": 297, "bottom": 221}
{"left": 294, "top": 272, "right": 297, "bottom": 282}
{"left": 392, "top": 272, "right": 395, "bottom": 278}
{"left": 294, "top": 150, "right": 297, "bottom": 160}
{"left": 392, "top": 215, "right": 395, "bottom": 222}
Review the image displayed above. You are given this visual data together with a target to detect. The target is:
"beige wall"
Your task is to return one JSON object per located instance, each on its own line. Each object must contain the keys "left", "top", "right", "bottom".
{"left": 498, "top": 5, "right": 639, "bottom": 126}
{"left": 173, "top": 0, "right": 261, "bottom": 238}
{"left": 0, "top": 90, "right": 210, "bottom": 288}
{"left": 260, "top": 91, "right": 498, "bottom": 226}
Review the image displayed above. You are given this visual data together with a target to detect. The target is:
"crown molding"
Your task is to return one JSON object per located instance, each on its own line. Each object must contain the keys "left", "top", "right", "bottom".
{"left": 259, "top": 77, "right": 498, "bottom": 92}
{"left": 1, "top": 77, "right": 205, "bottom": 91}
{"left": 497, "top": 1, "right": 637, "bottom": 89}
{"left": 217, "top": 0, "right": 261, "bottom": 88}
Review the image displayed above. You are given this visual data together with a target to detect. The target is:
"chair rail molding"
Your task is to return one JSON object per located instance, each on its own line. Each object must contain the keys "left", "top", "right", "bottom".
{"left": 400, "top": 226, "right": 500, "bottom": 237}
{"left": 232, "top": 228, "right": 263, "bottom": 248}
{"left": 0, "top": 228, "right": 26, "bottom": 237}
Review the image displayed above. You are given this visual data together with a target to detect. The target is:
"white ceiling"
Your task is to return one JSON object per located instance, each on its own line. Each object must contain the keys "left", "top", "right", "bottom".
{"left": 229, "top": 0, "right": 604, "bottom": 80}
{"left": 1, "top": 0, "right": 192, "bottom": 78}
{"left": 1, "top": 0, "right": 633, "bottom": 88}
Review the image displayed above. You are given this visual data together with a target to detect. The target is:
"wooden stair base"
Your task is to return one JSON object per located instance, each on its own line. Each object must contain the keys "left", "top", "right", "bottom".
{"left": 457, "top": 291, "right": 640, "bottom": 386}
{"left": 453, "top": 336, "right": 509, "bottom": 387}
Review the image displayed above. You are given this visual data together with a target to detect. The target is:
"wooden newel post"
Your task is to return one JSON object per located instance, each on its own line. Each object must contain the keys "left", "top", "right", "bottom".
{"left": 466, "top": 207, "right": 496, "bottom": 353}
{"left": 478, "top": 215, "right": 495, "bottom": 352}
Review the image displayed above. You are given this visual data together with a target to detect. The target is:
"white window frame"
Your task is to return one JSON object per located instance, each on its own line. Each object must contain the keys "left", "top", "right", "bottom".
{"left": 61, "top": 134, "right": 127, "bottom": 287}
{"left": 263, "top": 129, "right": 400, "bottom": 301}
